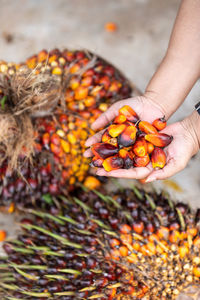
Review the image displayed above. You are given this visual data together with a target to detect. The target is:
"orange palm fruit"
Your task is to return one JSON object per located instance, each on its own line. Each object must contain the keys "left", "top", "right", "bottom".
{"left": 152, "top": 117, "right": 167, "bottom": 131}
{"left": 138, "top": 121, "right": 158, "bottom": 134}
{"left": 108, "top": 124, "right": 126, "bottom": 138}
{"left": 134, "top": 154, "right": 150, "bottom": 167}
{"left": 138, "top": 178, "right": 147, "bottom": 184}
{"left": 101, "top": 130, "right": 111, "bottom": 143}
{"left": 178, "top": 244, "right": 189, "bottom": 259}
{"left": 102, "top": 130, "right": 118, "bottom": 146}
{"left": 119, "top": 224, "right": 132, "bottom": 234}
{"left": 91, "top": 156, "right": 104, "bottom": 167}
{"left": 109, "top": 238, "right": 121, "bottom": 248}
{"left": 119, "top": 245, "right": 129, "bottom": 256}
{"left": 133, "top": 220, "right": 144, "bottom": 234}
{"left": 91, "top": 143, "right": 118, "bottom": 159}
{"left": 132, "top": 138, "right": 148, "bottom": 157}
{"left": 119, "top": 105, "right": 139, "bottom": 123}
{"left": 151, "top": 147, "right": 166, "bottom": 169}
{"left": 83, "top": 176, "right": 101, "bottom": 190}
{"left": 145, "top": 133, "right": 173, "bottom": 147}
{"left": 0, "top": 230, "right": 6, "bottom": 242}
{"left": 114, "top": 114, "right": 127, "bottom": 124}
{"left": 193, "top": 266, "right": 200, "bottom": 278}
{"left": 147, "top": 142, "right": 154, "bottom": 154}
{"left": 118, "top": 125, "right": 137, "bottom": 147}
{"left": 102, "top": 155, "right": 124, "bottom": 171}
{"left": 120, "top": 233, "right": 133, "bottom": 245}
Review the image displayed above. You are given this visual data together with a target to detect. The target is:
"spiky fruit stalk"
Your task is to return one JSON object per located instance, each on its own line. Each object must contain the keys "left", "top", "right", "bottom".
{"left": 0, "top": 49, "right": 134, "bottom": 207}
{"left": 1, "top": 185, "right": 200, "bottom": 299}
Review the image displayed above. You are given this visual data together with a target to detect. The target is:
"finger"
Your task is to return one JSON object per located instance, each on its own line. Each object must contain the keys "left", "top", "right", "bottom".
{"left": 96, "top": 166, "right": 152, "bottom": 179}
{"left": 91, "top": 100, "right": 132, "bottom": 130}
{"left": 145, "top": 157, "right": 184, "bottom": 182}
{"left": 83, "top": 148, "right": 93, "bottom": 157}
{"left": 85, "top": 129, "right": 105, "bottom": 147}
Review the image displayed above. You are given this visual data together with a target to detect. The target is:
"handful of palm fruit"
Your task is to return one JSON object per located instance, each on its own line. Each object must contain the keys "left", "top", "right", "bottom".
{"left": 1, "top": 185, "right": 200, "bottom": 300}
{"left": 0, "top": 49, "right": 134, "bottom": 207}
{"left": 91, "top": 105, "right": 173, "bottom": 172}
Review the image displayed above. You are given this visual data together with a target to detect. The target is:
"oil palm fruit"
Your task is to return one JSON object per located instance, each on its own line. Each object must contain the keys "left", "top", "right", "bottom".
{"left": 1, "top": 185, "right": 200, "bottom": 299}
{"left": 152, "top": 116, "right": 167, "bottom": 131}
{"left": 90, "top": 105, "right": 173, "bottom": 171}
{"left": 0, "top": 49, "right": 134, "bottom": 206}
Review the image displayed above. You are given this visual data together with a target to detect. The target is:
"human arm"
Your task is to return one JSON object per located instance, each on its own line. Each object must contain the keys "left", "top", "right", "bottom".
{"left": 84, "top": 0, "right": 200, "bottom": 180}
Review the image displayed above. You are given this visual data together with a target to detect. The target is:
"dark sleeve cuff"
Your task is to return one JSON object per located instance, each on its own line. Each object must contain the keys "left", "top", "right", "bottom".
{"left": 195, "top": 101, "right": 200, "bottom": 115}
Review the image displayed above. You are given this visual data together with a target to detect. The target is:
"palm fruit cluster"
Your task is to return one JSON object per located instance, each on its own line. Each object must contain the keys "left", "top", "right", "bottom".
{"left": 91, "top": 105, "right": 172, "bottom": 171}
{"left": 1, "top": 185, "right": 200, "bottom": 299}
{"left": 0, "top": 49, "right": 133, "bottom": 206}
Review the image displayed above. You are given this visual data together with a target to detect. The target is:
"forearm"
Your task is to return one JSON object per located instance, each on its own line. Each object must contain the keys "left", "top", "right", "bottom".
{"left": 145, "top": 0, "right": 200, "bottom": 118}
{"left": 182, "top": 110, "right": 200, "bottom": 155}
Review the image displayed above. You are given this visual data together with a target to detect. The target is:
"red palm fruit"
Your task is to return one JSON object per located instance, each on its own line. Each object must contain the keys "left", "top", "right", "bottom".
{"left": 114, "top": 114, "right": 127, "bottom": 124}
{"left": 119, "top": 105, "right": 139, "bottom": 123}
{"left": 118, "top": 125, "right": 137, "bottom": 147}
{"left": 91, "top": 156, "right": 104, "bottom": 167}
{"left": 133, "top": 138, "right": 148, "bottom": 157}
{"left": 119, "top": 149, "right": 134, "bottom": 169}
{"left": 138, "top": 121, "right": 158, "bottom": 134}
{"left": 147, "top": 142, "right": 154, "bottom": 154}
{"left": 134, "top": 154, "right": 150, "bottom": 167}
{"left": 108, "top": 124, "right": 126, "bottom": 138}
{"left": 133, "top": 220, "right": 144, "bottom": 234}
{"left": 145, "top": 133, "right": 173, "bottom": 147}
{"left": 151, "top": 147, "right": 166, "bottom": 169}
{"left": 91, "top": 143, "right": 118, "bottom": 159}
{"left": 101, "top": 130, "right": 111, "bottom": 143}
{"left": 102, "top": 155, "right": 124, "bottom": 171}
{"left": 152, "top": 117, "right": 167, "bottom": 131}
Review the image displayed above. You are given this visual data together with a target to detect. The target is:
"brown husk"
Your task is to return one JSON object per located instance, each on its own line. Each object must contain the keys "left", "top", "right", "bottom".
{"left": 0, "top": 66, "right": 62, "bottom": 170}
{"left": 0, "top": 53, "right": 98, "bottom": 172}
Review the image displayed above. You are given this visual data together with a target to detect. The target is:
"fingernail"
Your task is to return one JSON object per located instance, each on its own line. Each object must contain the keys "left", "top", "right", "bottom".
{"left": 145, "top": 176, "right": 156, "bottom": 183}
{"left": 83, "top": 152, "right": 88, "bottom": 157}
{"left": 85, "top": 140, "right": 91, "bottom": 147}
{"left": 91, "top": 123, "right": 98, "bottom": 130}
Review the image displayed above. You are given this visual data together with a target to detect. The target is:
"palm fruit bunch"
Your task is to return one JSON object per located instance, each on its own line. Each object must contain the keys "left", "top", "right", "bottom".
{"left": 0, "top": 49, "right": 133, "bottom": 206}
{"left": 1, "top": 185, "right": 200, "bottom": 300}
{"left": 90, "top": 105, "right": 173, "bottom": 171}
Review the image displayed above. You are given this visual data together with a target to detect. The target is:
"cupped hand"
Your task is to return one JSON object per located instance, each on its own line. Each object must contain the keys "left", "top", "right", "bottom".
{"left": 84, "top": 97, "right": 200, "bottom": 181}
{"left": 84, "top": 95, "right": 165, "bottom": 179}
{"left": 146, "top": 113, "right": 200, "bottom": 182}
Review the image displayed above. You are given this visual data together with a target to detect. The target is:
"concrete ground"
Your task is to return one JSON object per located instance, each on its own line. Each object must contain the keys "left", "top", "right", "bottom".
{"left": 0, "top": 0, "right": 200, "bottom": 255}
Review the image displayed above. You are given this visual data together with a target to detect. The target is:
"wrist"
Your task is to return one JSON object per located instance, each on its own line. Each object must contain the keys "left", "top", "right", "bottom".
{"left": 144, "top": 53, "right": 199, "bottom": 120}
{"left": 181, "top": 110, "right": 200, "bottom": 156}
{"left": 143, "top": 89, "right": 169, "bottom": 119}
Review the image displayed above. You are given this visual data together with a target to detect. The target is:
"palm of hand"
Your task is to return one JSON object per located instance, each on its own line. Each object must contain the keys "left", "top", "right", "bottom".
{"left": 151, "top": 121, "right": 197, "bottom": 180}
{"left": 84, "top": 96, "right": 197, "bottom": 181}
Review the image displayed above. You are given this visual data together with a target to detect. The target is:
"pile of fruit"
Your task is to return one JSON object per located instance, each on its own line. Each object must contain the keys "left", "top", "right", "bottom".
{"left": 91, "top": 105, "right": 173, "bottom": 172}
{"left": 0, "top": 48, "right": 200, "bottom": 300}
{"left": 0, "top": 49, "right": 134, "bottom": 207}
{"left": 1, "top": 186, "right": 200, "bottom": 299}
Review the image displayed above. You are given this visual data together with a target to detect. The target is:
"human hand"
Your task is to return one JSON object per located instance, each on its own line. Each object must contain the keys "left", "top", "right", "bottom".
{"left": 84, "top": 97, "right": 200, "bottom": 181}
{"left": 84, "top": 95, "right": 165, "bottom": 180}
{"left": 145, "top": 111, "right": 200, "bottom": 182}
